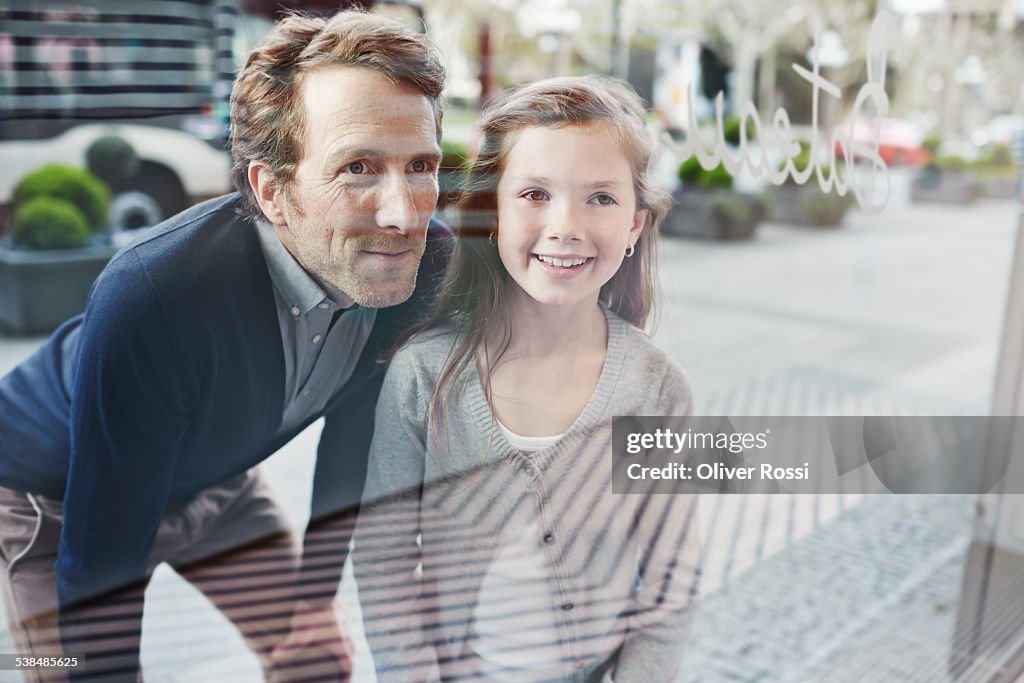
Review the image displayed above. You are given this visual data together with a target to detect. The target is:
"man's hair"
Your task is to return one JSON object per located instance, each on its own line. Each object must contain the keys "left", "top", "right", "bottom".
{"left": 229, "top": 10, "right": 446, "bottom": 222}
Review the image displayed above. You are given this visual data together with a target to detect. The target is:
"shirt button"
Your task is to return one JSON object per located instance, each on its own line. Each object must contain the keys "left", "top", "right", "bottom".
{"left": 543, "top": 533, "right": 555, "bottom": 545}
{"left": 318, "top": 302, "right": 330, "bottom": 310}
{"left": 290, "top": 306, "right": 300, "bottom": 317}
{"left": 301, "top": 389, "right": 310, "bottom": 397}
{"left": 574, "top": 660, "right": 585, "bottom": 670}
{"left": 561, "top": 602, "right": 574, "bottom": 611}
{"left": 311, "top": 334, "right": 322, "bottom": 344}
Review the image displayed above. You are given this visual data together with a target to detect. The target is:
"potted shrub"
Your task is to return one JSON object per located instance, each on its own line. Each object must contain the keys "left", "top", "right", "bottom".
{"left": 921, "top": 131, "right": 942, "bottom": 161}
{"left": 662, "top": 156, "right": 766, "bottom": 240}
{"left": 438, "top": 139, "right": 469, "bottom": 211}
{"left": 911, "top": 154, "right": 980, "bottom": 204}
{"left": 86, "top": 135, "right": 164, "bottom": 236}
{"left": 769, "top": 141, "right": 853, "bottom": 227}
{"left": 722, "top": 116, "right": 756, "bottom": 147}
{"left": 972, "top": 144, "right": 1019, "bottom": 199}
{"left": 86, "top": 134, "right": 141, "bottom": 188}
{"left": 12, "top": 163, "right": 109, "bottom": 232}
{"left": 910, "top": 133, "right": 980, "bottom": 204}
{"left": 0, "top": 164, "right": 116, "bottom": 335}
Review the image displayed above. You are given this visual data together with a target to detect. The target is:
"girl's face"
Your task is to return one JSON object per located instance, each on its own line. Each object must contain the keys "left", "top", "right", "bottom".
{"left": 495, "top": 123, "right": 647, "bottom": 314}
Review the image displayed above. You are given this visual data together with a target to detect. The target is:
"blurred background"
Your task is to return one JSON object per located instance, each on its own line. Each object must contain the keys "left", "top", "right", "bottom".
{"left": 1, "top": 0, "right": 1024, "bottom": 681}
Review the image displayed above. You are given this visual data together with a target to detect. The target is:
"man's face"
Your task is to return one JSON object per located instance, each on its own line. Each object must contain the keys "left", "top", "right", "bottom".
{"left": 272, "top": 65, "right": 440, "bottom": 307}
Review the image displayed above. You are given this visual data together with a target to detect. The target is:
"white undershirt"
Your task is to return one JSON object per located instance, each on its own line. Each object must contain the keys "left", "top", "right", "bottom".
{"left": 495, "top": 419, "right": 562, "bottom": 452}
{"left": 469, "top": 420, "right": 565, "bottom": 680}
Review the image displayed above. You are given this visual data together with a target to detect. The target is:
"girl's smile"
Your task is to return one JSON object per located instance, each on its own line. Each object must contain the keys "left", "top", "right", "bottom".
{"left": 532, "top": 253, "right": 595, "bottom": 277}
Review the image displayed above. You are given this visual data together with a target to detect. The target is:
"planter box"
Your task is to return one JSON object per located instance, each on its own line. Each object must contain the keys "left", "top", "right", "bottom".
{"left": 0, "top": 244, "right": 116, "bottom": 335}
{"left": 977, "top": 175, "right": 1019, "bottom": 200}
{"left": 910, "top": 169, "right": 979, "bottom": 204}
{"left": 662, "top": 190, "right": 763, "bottom": 241}
{"left": 769, "top": 185, "right": 850, "bottom": 227}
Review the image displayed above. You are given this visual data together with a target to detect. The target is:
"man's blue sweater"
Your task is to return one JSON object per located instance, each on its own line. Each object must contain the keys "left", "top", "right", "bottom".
{"left": 0, "top": 193, "right": 449, "bottom": 612}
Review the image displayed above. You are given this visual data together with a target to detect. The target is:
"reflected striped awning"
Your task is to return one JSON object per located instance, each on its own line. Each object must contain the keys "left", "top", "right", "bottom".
{"left": 0, "top": 0, "right": 237, "bottom": 121}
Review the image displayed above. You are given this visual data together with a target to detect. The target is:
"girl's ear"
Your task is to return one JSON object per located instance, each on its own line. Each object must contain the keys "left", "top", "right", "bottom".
{"left": 629, "top": 208, "right": 648, "bottom": 247}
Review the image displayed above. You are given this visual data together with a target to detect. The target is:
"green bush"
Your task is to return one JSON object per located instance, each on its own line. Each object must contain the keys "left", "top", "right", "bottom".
{"left": 698, "top": 164, "right": 734, "bottom": 191}
{"left": 677, "top": 156, "right": 703, "bottom": 185}
{"left": 439, "top": 139, "right": 470, "bottom": 174}
{"left": 13, "top": 164, "right": 109, "bottom": 232}
{"left": 677, "top": 156, "right": 734, "bottom": 191}
{"left": 86, "top": 135, "right": 140, "bottom": 186}
{"left": 936, "top": 155, "right": 970, "bottom": 173}
{"left": 778, "top": 141, "right": 817, "bottom": 186}
{"left": 921, "top": 132, "right": 942, "bottom": 157}
{"left": 722, "top": 116, "right": 756, "bottom": 146}
{"left": 12, "top": 196, "right": 91, "bottom": 250}
{"left": 975, "top": 144, "right": 1014, "bottom": 169}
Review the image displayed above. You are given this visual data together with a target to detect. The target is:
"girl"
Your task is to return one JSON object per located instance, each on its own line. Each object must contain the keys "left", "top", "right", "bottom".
{"left": 353, "top": 75, "right": 700, "bottom": 683}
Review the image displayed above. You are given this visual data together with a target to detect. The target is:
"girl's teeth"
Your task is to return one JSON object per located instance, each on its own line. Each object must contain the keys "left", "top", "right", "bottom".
{"left": 538, "top": 255, "right": 586, "bottom": 267}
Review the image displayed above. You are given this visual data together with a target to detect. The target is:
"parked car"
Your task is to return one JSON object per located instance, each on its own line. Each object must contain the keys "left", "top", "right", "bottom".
{"left": 841, "top": 117, "right": 929, "bottom": 167}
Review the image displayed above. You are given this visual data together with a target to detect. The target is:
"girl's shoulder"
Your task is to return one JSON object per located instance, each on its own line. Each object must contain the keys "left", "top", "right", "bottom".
{"left": 387, "top": 320, "right": 463, "bottom": 382}
{"left": 605, "top": 309, "right": 693, "bottom": 412}
{"left": 606, "top": 308, "right": 681, "bottom": 371}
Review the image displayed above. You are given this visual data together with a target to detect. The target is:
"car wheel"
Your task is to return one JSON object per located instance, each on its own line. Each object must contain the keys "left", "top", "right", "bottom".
{"left": 109, "top": 190, "right": 163, "bottom": 232}
{"left": 113, "top": 162, "right": 187, "bottom": 228}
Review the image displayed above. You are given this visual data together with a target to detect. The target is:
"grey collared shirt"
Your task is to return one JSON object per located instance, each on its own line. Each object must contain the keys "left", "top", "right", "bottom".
{"left": 254, "top": 220, "right": 377, "bottom": 436}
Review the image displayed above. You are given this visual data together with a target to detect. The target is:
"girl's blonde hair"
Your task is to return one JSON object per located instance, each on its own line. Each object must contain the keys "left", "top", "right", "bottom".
{"left": 416, "top": 75, "right": 671, "bottom": 432}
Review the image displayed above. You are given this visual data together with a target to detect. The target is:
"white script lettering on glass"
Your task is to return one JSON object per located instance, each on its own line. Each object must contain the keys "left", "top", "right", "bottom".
{"left": 663, "top": 12, "right": 896, "bottom": 213}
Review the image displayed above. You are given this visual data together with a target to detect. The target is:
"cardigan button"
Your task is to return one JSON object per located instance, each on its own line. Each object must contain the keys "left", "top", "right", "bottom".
{"left": 561, "top": 602, "right": 574, "bottom": 611}
{"left": 523, "top": 464, "right": 535, "bottom": 477}
{"left": 543, "top": 533, "right": 555, "bottom": 545}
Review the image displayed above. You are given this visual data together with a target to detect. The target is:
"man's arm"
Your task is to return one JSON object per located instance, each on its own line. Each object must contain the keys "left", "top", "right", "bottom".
{"left": 268, "top": 362, "right": 382, "bottom": 679}
{"left": 297, "top": 375, "right": 381, "bottom": 606}
{"left": 59, "top": 251, "right": 193, "bottom": 678}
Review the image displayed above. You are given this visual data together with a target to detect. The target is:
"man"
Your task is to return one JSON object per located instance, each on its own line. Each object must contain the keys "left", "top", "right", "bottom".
{"left": 0, "top": 10, "right": 448, "bottom": 681}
